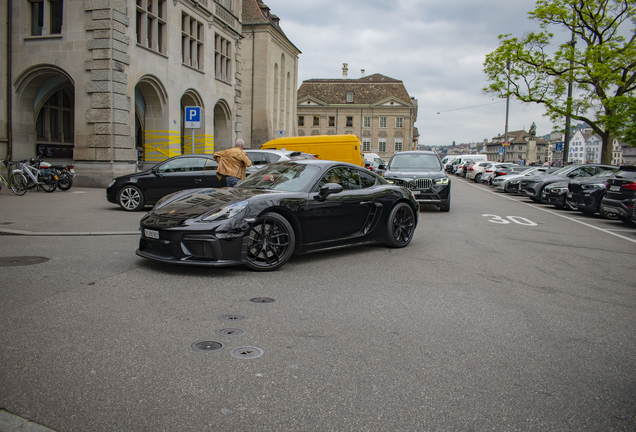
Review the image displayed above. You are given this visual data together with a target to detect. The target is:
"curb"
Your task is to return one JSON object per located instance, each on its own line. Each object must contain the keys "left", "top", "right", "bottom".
{"left": 0, "top": 228, "right": 139, "bottom": 236}
{"left": 0, "top": 410, "right": 56, "bottom": 432}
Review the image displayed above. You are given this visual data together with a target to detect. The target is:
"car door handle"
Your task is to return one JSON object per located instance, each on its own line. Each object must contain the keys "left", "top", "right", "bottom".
{"left": 194, "top": 179, "right": 202, "bottom": 183}
{"left": 360, "top": 201, "right": 372, "bottom": 205}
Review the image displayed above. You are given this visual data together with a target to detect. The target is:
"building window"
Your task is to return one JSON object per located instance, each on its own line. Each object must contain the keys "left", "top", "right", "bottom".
{"left": 136, "top": 0, "right": 166, "bottom": 53}
{"left": 215, "top": 34, "right": 232, "bottom": 82}
{"left": 313, "top": 116, "right": 320, "bottom": 126}
{"left": 395, "top": 117, "right": 403, "bottom": 128}
{"left": 31, "top": 0, "right": 63, "bottom": 36}
{"left": 298, "top": 116, "right": 304, "bottom": 127}
{"left": 329, "top": 116, "right": 335, "bottom": 127}
{"left": 346, "top": 91, "right": 354, "bottom": 103}
{"left": 363, "top": 116, "right": 371, "bottom": 128}
{"left": 36, "top": 85, "right": 74, "bottom": 145}
{"left": 394, "top": 139, "right": 403, "bottom": 152}
{"left": 379, "top": 139, "right": 386, "bottom": 153}
{"left": 363, "top": 139, "right": 371, "bottom": 152}
{"left": 182, "top": 14, "right": 204, "bottom": 70}
{"left": 346, "top": 117, "right": 353, "bottom": 127}
{"left": 379, "top": 117, "right": 387, "bottom": 128}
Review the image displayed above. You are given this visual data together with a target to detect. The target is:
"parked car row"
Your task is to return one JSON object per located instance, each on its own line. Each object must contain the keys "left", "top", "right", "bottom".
{"left": 454, "top": 161, "right": 636, "bottom": 226}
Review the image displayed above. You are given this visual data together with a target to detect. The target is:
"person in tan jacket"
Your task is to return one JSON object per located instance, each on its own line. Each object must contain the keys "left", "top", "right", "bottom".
{"left": 213, "top": 139, "right": 252, "bottom": 187}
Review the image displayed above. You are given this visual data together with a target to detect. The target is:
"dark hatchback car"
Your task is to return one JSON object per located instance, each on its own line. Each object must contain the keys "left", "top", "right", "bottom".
{"left": 542, "top": 168, "right": 619, "bottom": 210}
{"left": 519, "top": 164, "right": 615, "bottom": 203}
{"left": 566, "top": 169, "right": 621, "bottom": 217}
{"left": 137, "top": 160, "right": 419, "bottom": 271}
{"left": 381, "top": 151, "right": 451, "bottom": 211}
{"left": 107, "top": 154, "right": 225, "bottom": 211}
{"left": 600, "top": 165, "right": 636, "bottom": 225}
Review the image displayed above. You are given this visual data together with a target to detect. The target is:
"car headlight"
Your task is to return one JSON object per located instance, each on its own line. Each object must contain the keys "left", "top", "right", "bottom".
{"left": 201, "top": 200, "right": 248, "bottom": 222}
{"left": 550, "top": 187, "right": 568, "bottom": 194}
{"left": 108, "top": 179, "right": 116, "bottom": 188}
{"left": 385, "top": 179, "right": 395, "bottom": 184}
{"left": 434, "top": 177, "right": 449, "bottom": 185}
{"left": 581, "top": 184, "right": 602, "bottom": 190}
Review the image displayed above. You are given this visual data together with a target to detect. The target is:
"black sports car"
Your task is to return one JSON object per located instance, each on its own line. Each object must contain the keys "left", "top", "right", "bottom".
{"left": 137, "top": 160, "right": 419, "bottom": 271}
{"left": 381, "top": 151, "right": 451, "bottom": 212}
{"left": 106, "top": 154, "right": 226, "bottom": 211}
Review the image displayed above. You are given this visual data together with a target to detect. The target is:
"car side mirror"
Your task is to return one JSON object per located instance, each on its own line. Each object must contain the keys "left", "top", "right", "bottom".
{"left": 378, "top": 164, "right": 386, "bottom": 170}
{"left": 314, "top": 183, "right": 343, "bottom": 201}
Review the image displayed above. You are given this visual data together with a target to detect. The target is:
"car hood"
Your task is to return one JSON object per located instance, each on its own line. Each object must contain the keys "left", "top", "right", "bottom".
{"left": 383, "top": 169, "right": 445, "bottom": 179}
{"left": 525, "top": 174, "right": 565, "bottom": 184}
{"left": 151, "top": 187, "right": 272, "bottom": 219}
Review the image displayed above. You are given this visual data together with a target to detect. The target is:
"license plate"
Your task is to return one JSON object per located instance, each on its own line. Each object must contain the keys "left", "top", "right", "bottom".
{"left": 610, "top": 185, "right": 620, "bottom": 191}
{"left": 69, "top": 168, "right": 75, "bottom": 174}
{"left": 144, "top": 229, "right": 159, "bottom": 239}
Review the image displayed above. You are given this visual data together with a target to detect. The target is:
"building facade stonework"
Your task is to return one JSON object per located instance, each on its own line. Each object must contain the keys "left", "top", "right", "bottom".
{"left": 241, "top": 0, "right": 300, "bottom": 149}
{"left": 296, "top": 68, "right": 418, "bottom": 162}
{"left": 486, "top": 130, "right": 549, "bottom": 163}
{"left": 2, "top": 0, "right": 244, "bottom": 186}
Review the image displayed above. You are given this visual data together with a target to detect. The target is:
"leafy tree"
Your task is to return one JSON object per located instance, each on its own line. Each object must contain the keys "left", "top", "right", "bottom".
{"left": 483, "top": 0, "right": 636, "bottom": 164}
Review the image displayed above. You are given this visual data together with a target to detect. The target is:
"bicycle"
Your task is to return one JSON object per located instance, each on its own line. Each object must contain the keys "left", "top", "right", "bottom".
{"left": 0, "top": 160, "right": 29, "bottom": 196}
{"left": 18, "top": 158, "right": 58, "bottom": 193}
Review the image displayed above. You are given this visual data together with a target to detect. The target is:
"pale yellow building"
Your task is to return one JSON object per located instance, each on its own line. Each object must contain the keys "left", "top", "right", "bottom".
{"left": 296, "top": 66, "right": 418, "bottom": 162}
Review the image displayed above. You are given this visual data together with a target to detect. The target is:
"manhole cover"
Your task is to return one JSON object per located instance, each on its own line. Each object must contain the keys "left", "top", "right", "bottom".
{"left": 216, "top": 328, "right": 247, "bottom": 337}
{"left": 250, "top": 297, "right": 275, "bottom": 303}
{"left": 230, "top": 346, "right": 263, "bottom": 359}
{"left": 0, "top": 256, "right": 49, "bottom": 267}
{"left": 192, "top": 341, "right": 224, "bottom": 352}
{"left": 220, "top": 314, "right": 247, "bottom": 322}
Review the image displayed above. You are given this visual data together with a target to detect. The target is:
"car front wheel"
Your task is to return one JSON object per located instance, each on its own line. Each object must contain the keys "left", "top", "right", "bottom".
{"left": 245, "top": 212, "right": 295, "bottom": 271}
{"left": 118, "top": 185, "right": 145, "bottom": 211}
{"left": 385, "top": 202, "right": 416, "bottom": 248}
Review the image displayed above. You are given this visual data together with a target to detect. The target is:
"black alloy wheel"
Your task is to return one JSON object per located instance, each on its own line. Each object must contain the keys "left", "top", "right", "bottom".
{"left": 245, "top": 212, "right": 295, "bottom": 271}
{"left": 474, "top": 173, "right": 482, "bottom": 183}
{"left": 503, "top": 183, "right": 510, "bottom": 192}
{"left": 385, "top": 202, "right": 416, "bottom": 248}
{"left": 57, "top": 173, "right": 73, "bottom": 191}
{"left": 118, "top": 185, "right": 145, "bottom": 211}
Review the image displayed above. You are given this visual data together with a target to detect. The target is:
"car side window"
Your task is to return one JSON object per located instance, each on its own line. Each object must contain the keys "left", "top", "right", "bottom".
{"left": 359, "top": 170, "right": 376, "bottom": 188}
{"left": 268, "top": 154, "right": 281, "bottom": 162}
{"left": 248, "top": 152, "right": 268, "bottom": 166}
{"left": 571, "top": 167, "right": 594, "bottom": 177}
{"left": 156, "top": 158, "right": 206, "bottom": 173}
{"left": 204, "top": 158, "right": 218, "bottom": 171}
{"left": 318, "top": 167, "right": 361, "bottom": 190}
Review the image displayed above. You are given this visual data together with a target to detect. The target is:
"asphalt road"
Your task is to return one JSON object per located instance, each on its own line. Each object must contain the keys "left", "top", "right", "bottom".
{"left": 0, "top": 180, "right": 635, "bottom": 431}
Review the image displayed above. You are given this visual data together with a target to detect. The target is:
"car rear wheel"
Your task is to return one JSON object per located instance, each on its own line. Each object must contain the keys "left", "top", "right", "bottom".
{"left": 385, "top": 203, "right": 416, "bottom": 248}
{"left": 474, "top": 173, "right": 482, "bottom": 183}
{"left": 245, "top": 212, "right": 295, "bottom": 271}
{"left": 118, "top": 185, "right": 145, "bottom": 211}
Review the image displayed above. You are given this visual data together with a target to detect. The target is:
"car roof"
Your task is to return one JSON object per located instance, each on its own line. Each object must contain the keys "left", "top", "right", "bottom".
{"left": 393, "top": 150, "right": 437, "bottom": 155}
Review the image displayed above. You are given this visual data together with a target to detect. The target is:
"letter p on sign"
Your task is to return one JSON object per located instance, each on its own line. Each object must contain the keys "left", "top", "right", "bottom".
{"left": 185, "top": 106, "right": 201, "bottom": 128}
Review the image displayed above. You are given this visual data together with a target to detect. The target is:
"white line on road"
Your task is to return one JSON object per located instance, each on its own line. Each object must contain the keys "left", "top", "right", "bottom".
{"left": 464, "top": 181, "right": 636, "bottom": 245}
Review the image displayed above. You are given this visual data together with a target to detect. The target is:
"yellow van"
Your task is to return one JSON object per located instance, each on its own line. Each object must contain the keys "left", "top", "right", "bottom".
{"left": 260, "top": 135, "right": 365, "bottom": 167}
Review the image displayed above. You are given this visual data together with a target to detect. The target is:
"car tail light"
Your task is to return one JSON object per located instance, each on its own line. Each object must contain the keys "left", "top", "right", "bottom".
{"left": 485, "top": 169, "right": 493, "bottom": 172}
{"left": 622, "top": 181, "right": 636, "bottom": 190}
{"left": 469, "top": 166, "right": 474, "bottom": 171}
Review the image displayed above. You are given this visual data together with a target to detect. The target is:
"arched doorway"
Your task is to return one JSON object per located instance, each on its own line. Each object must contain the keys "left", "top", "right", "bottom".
{"left": 180, "top": 90, "right": 206, "bottom": 154}
{"left": 135, "top": 75, "right": 170, "bottom": 163}
{"left": 214, "top": 100, "right": 232, "bottom": 150}
{"left": 13, "top": 65, "right": 75, "bottom": 162}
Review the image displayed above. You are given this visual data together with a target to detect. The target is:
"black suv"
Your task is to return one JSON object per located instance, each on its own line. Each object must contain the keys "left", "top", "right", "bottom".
{"left": 381, "top": 151, "right": 451, "bottom": 212}
{"left": 600, "top": 165, "right": 636, "bottom": 225}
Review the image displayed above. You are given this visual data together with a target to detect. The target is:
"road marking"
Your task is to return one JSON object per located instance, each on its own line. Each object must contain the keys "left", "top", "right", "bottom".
{"left": 464, "top": 181, "right": 636, "bottom": 245}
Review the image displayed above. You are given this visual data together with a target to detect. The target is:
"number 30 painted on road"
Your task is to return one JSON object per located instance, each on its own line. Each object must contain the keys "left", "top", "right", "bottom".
{"left": 482, "top": 214, "right": 538, "bottom": 226}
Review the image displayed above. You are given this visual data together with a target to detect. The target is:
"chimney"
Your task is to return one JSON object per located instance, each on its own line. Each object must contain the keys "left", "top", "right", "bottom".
{"left": 361, "top": 69, "right": 365, "bottom": 78}
{"left": 342, "top": 63, "right": 348, "bottom": 79}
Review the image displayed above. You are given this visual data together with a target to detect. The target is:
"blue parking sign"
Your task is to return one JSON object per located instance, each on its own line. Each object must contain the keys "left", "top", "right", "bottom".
{"left": 555, "top": 142, "right": 563, "bottom": 151}
{"left": 185, "top": 106, "right": 201, "bottom": 128}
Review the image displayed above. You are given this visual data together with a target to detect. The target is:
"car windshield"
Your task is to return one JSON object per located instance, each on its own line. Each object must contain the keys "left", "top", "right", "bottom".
{"left": 552, "top": 166, "right": 574, "bottom": 175}
{"left": 389, "top": 154, "right": 441, "bottom": 171}
{"left": 237, "top": 163, "right": 321, "bottom": 192}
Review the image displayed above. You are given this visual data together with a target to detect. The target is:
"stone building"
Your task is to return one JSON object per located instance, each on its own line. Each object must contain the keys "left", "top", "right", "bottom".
{"left": 486, "top": 129, "right": 549, "bottom": 163}
{"left": 2, "top": 0, "right": 244, "bottom": 186}
{"left": 241, "top": 0, "right": 300, "bottom": 149}
{"left": 296, "top": 66, "right": 418, "bottom": 161}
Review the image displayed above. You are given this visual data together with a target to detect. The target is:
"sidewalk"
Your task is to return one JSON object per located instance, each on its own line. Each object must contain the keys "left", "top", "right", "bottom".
{"left": 0, "top": 410, "right": 55, "bottom": 432}
{"left": 0, "top": 186, "right": 142, "bottom": 236}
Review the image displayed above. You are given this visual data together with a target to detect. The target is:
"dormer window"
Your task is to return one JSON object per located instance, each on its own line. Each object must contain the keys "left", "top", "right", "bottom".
{"left": 346, "top": 91, "right": 354, "bottom": 103}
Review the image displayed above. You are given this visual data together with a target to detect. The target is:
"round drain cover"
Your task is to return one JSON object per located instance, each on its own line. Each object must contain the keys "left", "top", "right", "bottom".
{"left": 250, "top": 297, "right": 275, "bottom": 303}
{"left": 216, "top": 328, "right": 247, "bottom": 337}
{"left": 0, "top": 256, "right": 49, "bottom": 267}
{"left": 220, "top": 314, "right": 247, "bottom": 322}
{"left": 230, "top": 346, "right": 263, "bottom": 359}
{"left": 192, "top": 341, "right": 224, "bottom": 352}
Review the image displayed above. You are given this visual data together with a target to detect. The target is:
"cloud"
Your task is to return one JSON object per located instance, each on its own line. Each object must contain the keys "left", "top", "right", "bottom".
{"left": 263, "top": 0, "right": 560, "bottom": 145}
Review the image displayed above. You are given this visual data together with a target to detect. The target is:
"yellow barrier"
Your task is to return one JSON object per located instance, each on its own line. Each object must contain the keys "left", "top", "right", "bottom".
{"left": 142, "top": 131, "right": 215, "bottom": 162}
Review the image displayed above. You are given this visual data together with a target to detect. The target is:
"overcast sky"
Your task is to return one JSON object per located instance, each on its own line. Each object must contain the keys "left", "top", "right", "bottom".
{"left": 262, "top": 0, "right": 573, "bottom": 146}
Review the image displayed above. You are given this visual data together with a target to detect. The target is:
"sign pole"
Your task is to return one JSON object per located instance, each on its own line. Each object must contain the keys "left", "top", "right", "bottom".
{"left": 192, "top": 129, "right": 194, "bottom": 154}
